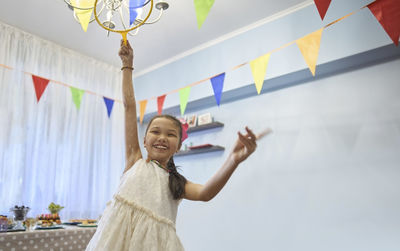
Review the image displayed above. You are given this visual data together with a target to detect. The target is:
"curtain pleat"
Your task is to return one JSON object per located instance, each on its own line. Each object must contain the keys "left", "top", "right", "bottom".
{"left": 0, "top": 22, "right": 126, "bottom": 220}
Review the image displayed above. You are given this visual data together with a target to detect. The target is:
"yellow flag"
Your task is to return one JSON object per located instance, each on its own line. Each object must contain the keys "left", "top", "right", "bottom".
{"left": 71, "top": 0, "right": 95, "bottom": 32}
{"left": 296, "top": 28, "right": 324, "bottom": 76}
{"left": 249, "top": 53, "right": 271, "bottom": 94}
{"left": 139, "top": 100, "right": 148, "bottom": 124}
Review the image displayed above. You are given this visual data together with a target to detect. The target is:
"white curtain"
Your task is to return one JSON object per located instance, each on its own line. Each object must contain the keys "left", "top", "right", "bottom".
{"left": 0, "top": 22, "right": 126, "bottom": 220}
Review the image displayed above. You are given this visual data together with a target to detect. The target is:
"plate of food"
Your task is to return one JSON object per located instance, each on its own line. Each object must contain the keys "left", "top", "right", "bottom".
{"left": 77, "top": 223, "right": 97, "bottom": 227}
{"left": 35, "top": 225, "right": 64, "bottom": 230}
{"left": 71, "top": 219, "right": 97, "bottom": 227}
{"left": 6, "top": 227, "right": 26, "bottom": 232}
{"left": 62, "top": 221, "right": 80, "bottom": 225}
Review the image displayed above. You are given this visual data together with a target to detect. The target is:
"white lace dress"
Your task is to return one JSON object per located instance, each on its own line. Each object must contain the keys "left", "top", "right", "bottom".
{"left": 86, "top": 159, "right": 184, "bottom": 251}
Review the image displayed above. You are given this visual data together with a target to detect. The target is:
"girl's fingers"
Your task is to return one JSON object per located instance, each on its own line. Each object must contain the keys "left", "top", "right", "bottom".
{"left": 126, "top": 40, "right": 132, "bottom": 49}
{"left": 120, "top": 39, "right": 132, "bottom": 50}
{"left": 245, "top": 127, "right": 256, "bottom": 141}
{"left": 238, "top": 132, "right": 256, "bottom": 150}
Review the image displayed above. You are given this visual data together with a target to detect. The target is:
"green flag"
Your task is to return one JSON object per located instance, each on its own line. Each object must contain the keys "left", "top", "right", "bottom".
{"left": 70, "top": 87, "right": 85, "bottom": 109}
{"left": 179, "top": 86, "right": 191, "bottom": 116}
{"left": 194, "top": 0, "right": 215, "bottom": 29}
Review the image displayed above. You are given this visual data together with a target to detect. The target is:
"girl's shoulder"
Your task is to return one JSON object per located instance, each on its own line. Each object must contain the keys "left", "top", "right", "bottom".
{"left": 122, "top": 158, "right": 146, "bottom": 176}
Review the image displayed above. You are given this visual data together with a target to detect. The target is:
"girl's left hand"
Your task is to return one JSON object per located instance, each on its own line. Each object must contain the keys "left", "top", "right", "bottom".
{"left": 230, "top": 127, "right": 257, "bottom": 164}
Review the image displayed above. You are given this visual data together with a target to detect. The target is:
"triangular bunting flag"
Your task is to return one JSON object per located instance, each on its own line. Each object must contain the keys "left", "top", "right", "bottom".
{"left": 31, "top": 75, "right": 50, "bottom": 102}
{"left": 296, "top": 28, "right": 324, "bottom": 76}
{"left": 103, "top": 97, "right": 114, "bottom": 118}
{"left": 71, "top": 0, "right": 95, "bottom": 32}
{"left": 179, "top": 87, "right": 191, "bottom": 116}
{"left": 314, "top": 0, "right": 332, "bottom": 20}
{"left": 210, "top": 73, "right": 225, "bottom": 106}
{"left": 157, "top": 95, "right": 166, "bottom": 115}
{"left": 70, "top": 87, "right": 85, "bottom": 109}
{"left": 368, "top": 0, "right": 400, "bottom": 46}
{"left": 194, "top": 0, "right": 215, "bottom": 29}
{"left": 139, "top": 100, "right": 148, "bottom": 124}
{"left": 129, "top": 0, "right": 146, "bottom": 26}
{"left": 250, "top": 53, "right": 271, "bottom": 94}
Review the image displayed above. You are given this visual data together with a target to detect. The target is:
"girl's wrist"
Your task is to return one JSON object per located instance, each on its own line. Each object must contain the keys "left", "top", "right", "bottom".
{"left": 227, "top": 153, "right": 240, "bottom": 167}
{"left": 121, "top": 66, "right": 134, "bottom": 71}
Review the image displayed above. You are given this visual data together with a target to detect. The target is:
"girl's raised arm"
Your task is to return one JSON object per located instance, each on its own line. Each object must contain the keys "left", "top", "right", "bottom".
{"left": 119, "top": 40, "right": 142, "bottom": 173}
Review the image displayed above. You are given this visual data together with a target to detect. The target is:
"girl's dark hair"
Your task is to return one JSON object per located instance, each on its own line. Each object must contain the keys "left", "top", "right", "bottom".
{"left": 146, "top": 115, "right": 187, "bottom": 199}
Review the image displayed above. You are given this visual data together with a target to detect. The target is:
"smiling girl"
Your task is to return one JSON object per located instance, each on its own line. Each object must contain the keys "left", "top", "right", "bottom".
{"left": 86, "top": 40, "right": 267, "bottom": 251}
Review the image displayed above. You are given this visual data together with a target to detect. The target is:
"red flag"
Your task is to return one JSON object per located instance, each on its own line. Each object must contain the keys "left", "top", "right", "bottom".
{"left": 31, "top": 75, "right": 50, "bottom": 102}
{"left": 368, "top": 0, "right": 400, "bottom": 46}
{"left": 314, "top": 0, "right": 332, "bottom": 20}
{"left": 157, "top": 94, "right": 166, "bottom": 115}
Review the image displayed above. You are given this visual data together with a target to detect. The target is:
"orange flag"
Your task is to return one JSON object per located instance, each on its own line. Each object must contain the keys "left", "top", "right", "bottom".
{"left": 139, "top": 100, "right": 148, "bottom": 124}
{"left": 31, "top": 75, "right": 50, "bottom": 102}
{"left": 296, "top": 28, "right": 324, "bottom": 76}
{"left": 368, "top": 0, "right": 400, "bottom": 46}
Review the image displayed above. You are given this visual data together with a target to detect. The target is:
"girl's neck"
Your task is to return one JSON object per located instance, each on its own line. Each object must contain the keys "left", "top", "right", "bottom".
{"left": 149, "top": 159, "right": 169, "bottom": 172}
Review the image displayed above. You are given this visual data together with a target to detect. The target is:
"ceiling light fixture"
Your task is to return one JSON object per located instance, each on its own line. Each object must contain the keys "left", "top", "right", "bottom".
{"left": 64, "top": 0, "right": 169, "bottom": 37}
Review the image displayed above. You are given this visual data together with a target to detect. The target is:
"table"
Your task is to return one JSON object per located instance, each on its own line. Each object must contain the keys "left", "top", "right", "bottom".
{"left": 0, "top": 226, "right": 96, "bottom": 251}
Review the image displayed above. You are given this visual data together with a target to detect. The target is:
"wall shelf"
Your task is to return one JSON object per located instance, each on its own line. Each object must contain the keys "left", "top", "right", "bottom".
{"left": 186, "top": 121, "right": 224, "bottom": 133}
{"left": 175, "top": 145, "right": 225, "bottom": 157}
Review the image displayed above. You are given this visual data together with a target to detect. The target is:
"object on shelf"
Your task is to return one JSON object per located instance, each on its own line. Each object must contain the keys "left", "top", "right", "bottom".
{"left": 189, "top": 144, "right": 213, "bottom": 150}
{"left": 186, "top": 121, "right": 224, "bottom": 133}
{"left": 187, "top": 114, "right": 198, "bottom": 127}
{"left": 197, "top": 113, "right": 213, "bottom": 126}
{"left": 175, "top": 145, "right": 225, "bottom": 157}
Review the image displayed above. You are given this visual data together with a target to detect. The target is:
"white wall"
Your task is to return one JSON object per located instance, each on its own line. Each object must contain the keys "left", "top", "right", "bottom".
{"left": 131, "top": 0, "right": 400, "bottom": 249}
{"left": 174, "top": 58, "right": 400, "bottom": 251}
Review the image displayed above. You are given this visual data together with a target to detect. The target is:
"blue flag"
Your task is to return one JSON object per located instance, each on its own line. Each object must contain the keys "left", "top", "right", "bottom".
{"left": 130, "top": 0, "right": 146, "bottom": 26}
{"left": 210, "top": 73, "right": 225, "bottom": 106}
{"left": 103, "top": 97, "right": 115, "bottom": 118}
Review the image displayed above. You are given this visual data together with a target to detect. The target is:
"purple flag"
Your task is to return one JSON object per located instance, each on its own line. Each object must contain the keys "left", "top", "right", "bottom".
{"left": 210, "top": 73, "right": 225, "bottom": 106}
{"left": 103, "top": 97, "right": 114, "bottom": 118}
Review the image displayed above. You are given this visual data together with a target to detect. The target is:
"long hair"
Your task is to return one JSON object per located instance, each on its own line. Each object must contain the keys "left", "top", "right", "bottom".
{"left": 146, "top": 115, "right": 187, "bottom": 199}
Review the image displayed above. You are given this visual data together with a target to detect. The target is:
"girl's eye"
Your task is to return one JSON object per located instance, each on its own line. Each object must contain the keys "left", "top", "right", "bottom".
{"left": 168, "top": 134, "right": 177, "bottom": 137}
{"left": 150, "top": 130, "right": 160, "bottom": 134}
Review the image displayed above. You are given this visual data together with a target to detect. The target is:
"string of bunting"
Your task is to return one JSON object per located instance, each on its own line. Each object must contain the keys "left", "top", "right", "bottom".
{"left": 0, "top": 0, "right": 398, "bottom": 122}
{"left": 138, "top": 0, "right": 399, "bottom": 123}
{"left": 0, "top": 64, "right": 121, "bottom": 118}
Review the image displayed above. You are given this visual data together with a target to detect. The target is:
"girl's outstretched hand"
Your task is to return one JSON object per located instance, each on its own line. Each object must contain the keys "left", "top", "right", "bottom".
{"left": 230, "top": 127, "right": 258, "bottom": 164}
{"left": 118, "top": 39, "right": 133, "bottom": 67}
